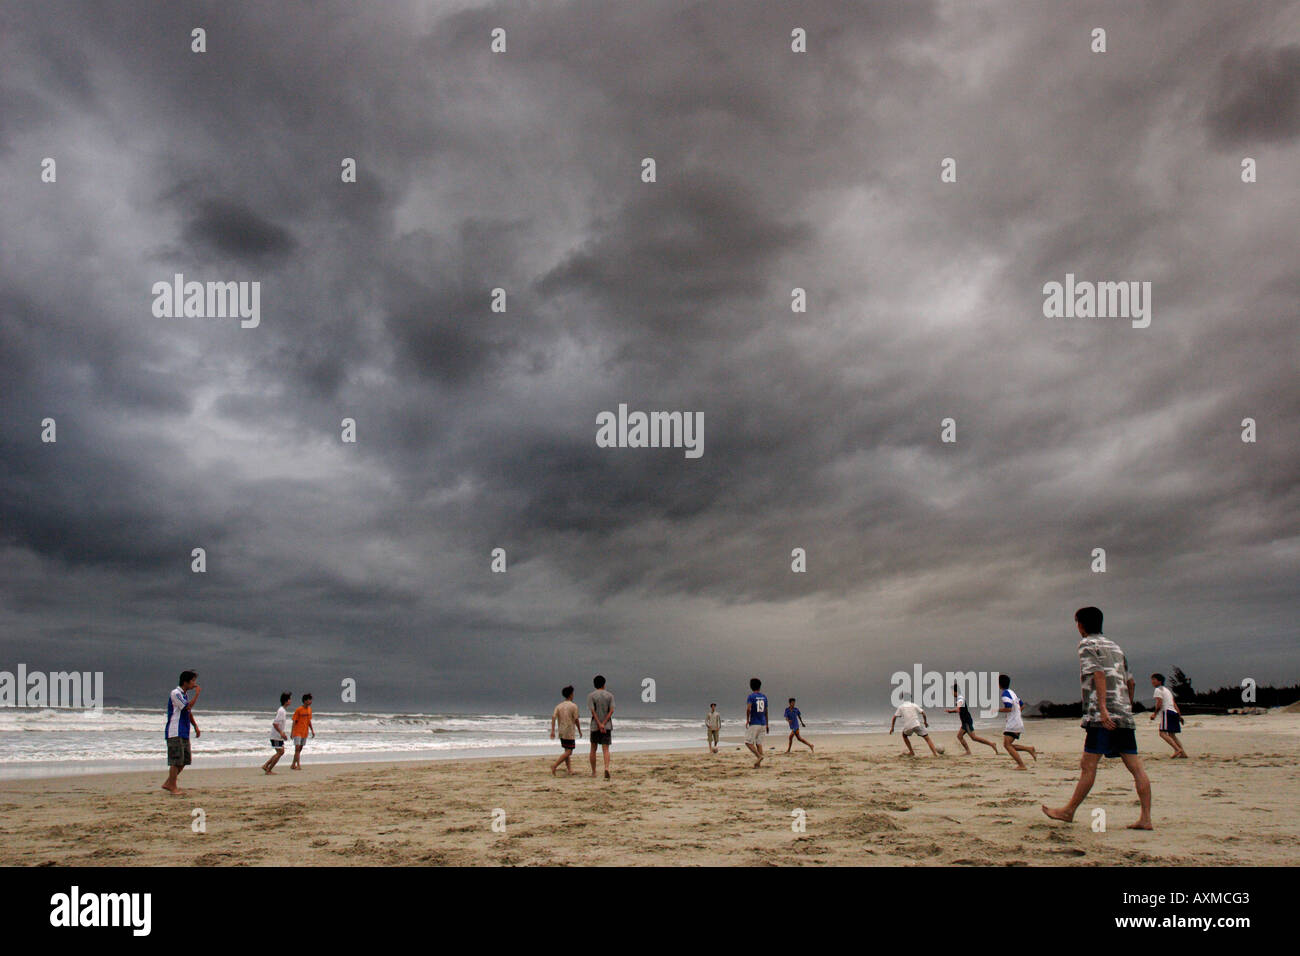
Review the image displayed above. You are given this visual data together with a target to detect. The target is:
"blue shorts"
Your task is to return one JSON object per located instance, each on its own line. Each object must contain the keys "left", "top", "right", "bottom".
{"left": 1161, "top": 712, "right": 1182, "bottom": 734}
{"left": 1084, "top": 726, "right": 1138, "bottom": 757}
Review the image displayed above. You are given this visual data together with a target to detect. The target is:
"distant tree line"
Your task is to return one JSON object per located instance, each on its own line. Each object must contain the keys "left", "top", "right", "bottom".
{"left": 1167, "top": 665, "right": 1300, "bottom": 709}
{"left": 1028, "top": 667, "right": 1300, "bottom": 719}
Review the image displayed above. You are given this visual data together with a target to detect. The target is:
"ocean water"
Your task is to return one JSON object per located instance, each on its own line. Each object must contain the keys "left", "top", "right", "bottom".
{"left": 0, "top": 707, "right": 903, "bottom": 779}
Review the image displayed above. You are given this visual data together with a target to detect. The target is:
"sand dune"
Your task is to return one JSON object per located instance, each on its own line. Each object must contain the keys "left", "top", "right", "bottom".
{"left": 2, "top": 714, "right": 1296, "bottom": 866}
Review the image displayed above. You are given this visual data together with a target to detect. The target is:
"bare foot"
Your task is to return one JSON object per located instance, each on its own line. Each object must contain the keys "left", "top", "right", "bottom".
{"left": 753, "top": 758, "right": 763, "bottom": 768}
{"left": 1028, "top": 748, "right": 1037, "bottom": 762}
{"left": 604, "top": 770, "right": 610, "bottom": 780}
{"left": 1127, "top": 820, "right": 1154, "bottom": 830}
{"left": 1013, "top": 764, "right": 1028, "bottom": 771}
{"left": 809, "top": 744, "right": 814, "bottom": 752}
{"left": 1041, "top": 805, "right": 1075, "bottom": 822}
{"left": 551, "top": 767, "right": 557, "bottom": 776}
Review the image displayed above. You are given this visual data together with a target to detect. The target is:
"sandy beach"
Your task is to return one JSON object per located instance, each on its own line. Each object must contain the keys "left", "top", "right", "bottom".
{"left": 2, "top": 714, "right": 1296, "bottom": 866}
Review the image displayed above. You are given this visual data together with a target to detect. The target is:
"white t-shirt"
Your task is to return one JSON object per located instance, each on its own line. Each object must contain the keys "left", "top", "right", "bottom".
{"left": 273, "top": 706, "right": 288, "bottom": 736}
{"left": 955, "top": 694, "right": 966, "bottom": 710}
{"left": 705, "top": 711, "right": 722, "bottom": 731}
{"left": 1001, "top": 689, "right": 1024, "bottom": 732}
{"left": 1153, "top": 686, "right": 1177, "bottom": 714}
{"left": 552, "top": 700, "right": 580, "bottom": 739}
{"left": 894, "top": 701, "right": 924, "bottom": 731}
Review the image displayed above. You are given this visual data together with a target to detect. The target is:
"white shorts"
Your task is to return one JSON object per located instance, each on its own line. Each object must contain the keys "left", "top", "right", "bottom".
{"left": 902, "top": 725, "right": 928, "bottom": 737}
{"left": 745, "top": 724, "right": 765, "bottom": 744}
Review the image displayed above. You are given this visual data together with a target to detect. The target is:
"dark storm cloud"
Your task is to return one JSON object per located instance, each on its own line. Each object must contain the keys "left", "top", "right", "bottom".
{"left": 1205, "top": 45, "right": 1300, "bottom": 146}
{"left": 0, "top": 0, "right": 1297, "bottom": 714}
{"left": 183, "top": 199, "right": 297, "bottom": 263}
{"left": 382, "top": 218, "right": 537, "bottom": 385}
{"left": 537, "top": 172, "right": 814, "bottom": 340}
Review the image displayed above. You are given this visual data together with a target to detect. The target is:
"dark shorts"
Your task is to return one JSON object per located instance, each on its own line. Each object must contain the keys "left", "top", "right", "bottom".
{"left": 591, "top": 730, "right": 612, "bottom": 746}
{"left": 1084, "top": 726, "right": 1138, "bottom": 757}
{"left": 270, "top": 738, "right": 285, "bottom": 749}
{"left": 959, "top": 710, "right": 975, "bottom": 733}
{"left": 1003, "top": 731, "right": 1020, "bottom": 740}
{"left": 166, "top": 736, "right": 191, "bottom": 767}
{"left": 1162, "top": 712, "right": 1183, "bottom": 734}
{"left": 560, "top": 738, "right": 575, "bottom": 750}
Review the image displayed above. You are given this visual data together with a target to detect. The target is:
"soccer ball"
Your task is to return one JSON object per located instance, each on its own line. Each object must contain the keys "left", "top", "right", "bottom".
{"left": 936, "top": 744, "right": 946, "bottom": 754}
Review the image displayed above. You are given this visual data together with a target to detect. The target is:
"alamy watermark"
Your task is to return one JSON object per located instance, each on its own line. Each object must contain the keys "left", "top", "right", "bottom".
{"left": 890, "top": 665, "right": 1000, "bottom": 718}
{"left": 1042, "top": 273, "right": 1151, "bottom": 328}
{"left": 0, "top": 664, "right": 103, "bottom": 712}
{"left": 49, "top": 886, "right": 150, "bottom": 936}
{"left": 152, "top": 273, "right": 260, "bottom": 328}
{"left": 596, "top": 404, "right": 703, "bottom": 458}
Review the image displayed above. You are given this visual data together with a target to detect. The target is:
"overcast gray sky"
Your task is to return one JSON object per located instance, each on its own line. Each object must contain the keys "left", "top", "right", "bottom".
{"left": 2, "top": 1, "right": 1297, "bottom": 716}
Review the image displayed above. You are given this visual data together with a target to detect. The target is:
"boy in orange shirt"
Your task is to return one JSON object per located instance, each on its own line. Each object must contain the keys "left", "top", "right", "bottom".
{"left": 290, "top": 693, "right": 315, "bottom": 770}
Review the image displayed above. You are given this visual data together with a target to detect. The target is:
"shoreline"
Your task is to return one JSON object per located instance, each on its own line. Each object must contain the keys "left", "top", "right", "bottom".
{"left": 0, "top": 707, "right": 1289, "bottom": 783}
{"left": 4, "top": 725, "right": 956, "bottom": 783}
{"left": 0, "top": 717, "right": 1008, "bottom": 782}
{"left": 0, "top": 733, "right": 802, "bottom": 790}
{"left": 0, "top": 732, "right": 765, "bottom": 782}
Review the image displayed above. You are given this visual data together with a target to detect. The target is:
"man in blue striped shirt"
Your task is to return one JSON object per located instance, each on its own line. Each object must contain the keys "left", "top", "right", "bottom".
{"left": 163, "top": 670, "right": 201, "bottom": 795}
